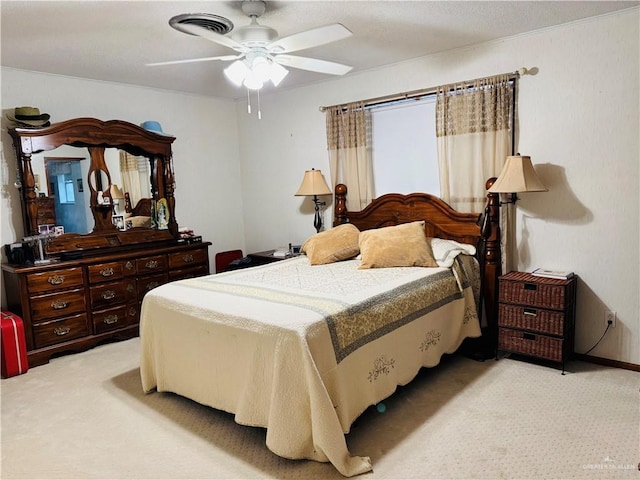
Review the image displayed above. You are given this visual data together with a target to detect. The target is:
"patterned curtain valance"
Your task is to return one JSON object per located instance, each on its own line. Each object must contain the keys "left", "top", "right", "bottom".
{"left": 325, "top": 102, "right": 367, "bottom": 150}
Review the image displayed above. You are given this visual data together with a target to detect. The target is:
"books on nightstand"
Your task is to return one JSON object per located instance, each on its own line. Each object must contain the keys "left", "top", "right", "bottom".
{"left": 531, "top": 268, "right": 574, "bottom": 279}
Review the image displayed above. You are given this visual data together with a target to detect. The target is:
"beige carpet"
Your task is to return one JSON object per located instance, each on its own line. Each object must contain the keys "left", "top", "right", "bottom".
{"left": 1, "top": 337, "right": 638, "bottom": 479}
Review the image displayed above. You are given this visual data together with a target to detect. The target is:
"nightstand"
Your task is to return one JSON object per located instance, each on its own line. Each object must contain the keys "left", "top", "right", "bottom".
{"left": 247, "top": 250, "right": 289, "bottom": 266}
{"left": 497, "top": 271, "right": 577, "bottom": 373}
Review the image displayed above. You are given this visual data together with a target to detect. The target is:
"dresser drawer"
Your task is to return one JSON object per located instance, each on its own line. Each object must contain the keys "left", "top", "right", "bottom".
{"left": 88, "top": 261, "right": 124, "bottom": 284}
{"left": 498, "top": 272, "right": 574, "bottom": 310}
{"left": 498, "top": 327, "right": 564, "bottom": 363}
{"left": 168, "top": 248, "right": 208, "bottom": 269}
{"left": 498, "top": 304, "right": 565, "bottom": 336}
{"left": 27, "top": 267, "right": 85, "bottom": 294}
{"left": 90, "top": 281, "right": 128, "bottom": 310}
{"left": 30, "top": 289, "right": 87, "bottom": 322}
{"left": 93, "top": 306, "right": 128, "bottom": 334}
{"left": 32, "top": 313, "right": 89, "bottom": 349}
{"left": 137, "top": 273, "right": 168, "bottom": 297}
{"left": 136, "top": 255, "right": 167, "bottom": 274}
{"left": 169, "top": 265, "right": 209, "bottom": 281}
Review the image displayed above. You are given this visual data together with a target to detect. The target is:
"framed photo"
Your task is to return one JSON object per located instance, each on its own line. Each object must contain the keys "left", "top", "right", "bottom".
{"left": 38, "top": 224, "right": 54, "bottom": 235}
{"left": 54, "top": 226, "right": 65, "bottom": 236}
{"left": 112, "top": 214, "right": 125, "bottom": 231}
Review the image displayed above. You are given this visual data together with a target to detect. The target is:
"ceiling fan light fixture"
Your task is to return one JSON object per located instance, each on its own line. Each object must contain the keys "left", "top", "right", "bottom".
{"left": 224, "top": 60, "right": 250, "bottom": 86}
{"left": 243, "top": 72, "right": 264, "bottom": 90}
{"left": 269, "top": 61, "right": 289, "bottom": 86}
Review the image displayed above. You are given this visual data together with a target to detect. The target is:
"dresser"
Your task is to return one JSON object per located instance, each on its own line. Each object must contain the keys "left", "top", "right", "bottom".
{"left": 497, "top": 271, "right": 577, "bottom": 372}
{"left": 2, "top": 242, "right": 210, "bottom": 367}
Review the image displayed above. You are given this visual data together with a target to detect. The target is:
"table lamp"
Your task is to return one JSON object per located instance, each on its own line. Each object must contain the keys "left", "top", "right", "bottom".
{"left": 295, "top": 168, "right": 332, "bottom": 233}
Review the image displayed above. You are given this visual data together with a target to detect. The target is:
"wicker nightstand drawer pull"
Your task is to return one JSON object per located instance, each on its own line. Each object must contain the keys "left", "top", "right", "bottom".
{"left": 524, "top": 283, "right": 538, "bottom": 291}
{"left": 523, "top": 332, "right": 536, "bottom": 341}
{"left": 523, "top": 308, "right": 537, "bottom": 316}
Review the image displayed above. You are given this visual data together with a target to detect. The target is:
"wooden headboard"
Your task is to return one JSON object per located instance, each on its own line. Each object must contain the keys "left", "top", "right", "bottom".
{"left": 333, "top": 181, "right": 502, "bottom": 354}
{"left": 124, "top": 192, "right": 153, "bottom": 217}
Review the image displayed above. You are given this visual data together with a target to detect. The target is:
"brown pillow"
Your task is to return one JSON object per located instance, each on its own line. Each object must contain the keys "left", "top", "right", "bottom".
{"left": 301, "top": 224, "right": 360, "bottom": 265}
{"left": 359, "top": 221, "right": 437, "bottom": 269}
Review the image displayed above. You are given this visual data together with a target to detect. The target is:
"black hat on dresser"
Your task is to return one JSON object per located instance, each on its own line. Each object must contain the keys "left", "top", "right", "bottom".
{"left": 6, "top": 106, "right": 51, "bottom": 128}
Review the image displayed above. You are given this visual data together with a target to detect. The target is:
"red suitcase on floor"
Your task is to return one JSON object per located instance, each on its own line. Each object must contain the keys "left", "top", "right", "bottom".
{"left": 1, "top": 311, "right": 29, "bottom": 378}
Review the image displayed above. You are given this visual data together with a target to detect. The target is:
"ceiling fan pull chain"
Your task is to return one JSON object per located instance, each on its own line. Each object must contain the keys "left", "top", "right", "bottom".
{"left": 247, "top": 88, "right": 252, "bottom": 114}
{"left": 257, "top": 89, "right": 262, "bottom": 120}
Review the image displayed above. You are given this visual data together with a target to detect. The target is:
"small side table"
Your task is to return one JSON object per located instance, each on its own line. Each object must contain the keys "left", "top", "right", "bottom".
{"left": 497, "top": 271, "right": 577, "bottom": 373}
{"left": 247, "top": 250, "right": 289, "bottom": 266}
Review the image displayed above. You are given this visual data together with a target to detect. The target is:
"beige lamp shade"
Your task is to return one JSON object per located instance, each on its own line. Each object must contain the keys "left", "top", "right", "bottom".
{"left": 488, "top": 155, "right": 548, "bottom": 193}
{"left": 110, "top": 184, "right": 125, "bottom": 199}
{"left": 295, "top": 169, "right": 332, "bottom": 196}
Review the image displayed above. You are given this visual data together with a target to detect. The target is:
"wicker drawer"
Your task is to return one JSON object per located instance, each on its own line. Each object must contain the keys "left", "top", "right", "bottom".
{"left": 136, "top": 255, "right": 167, "bottom": 274}
{"left": 168, "top": 248, "right": 208, "bottom": 269}
{"left": 93, "top": 306, "right": 128, "bottom": 334}
{"left": 30, "top": 288, "right": 87, "bottom": 322}
{"left": 499, "top": 272, "right": 573, "bottom": 310}
{"left": 498, "top": 304, "right": 565, "bottom": 336}
{"left": 32, "top": 313, "right": 89, "bottom": 349}
{"left": 27, "top": 267, "right": 85, "bottom": 294}
{"left": 87, "top": 261, "right": 124, "bottom": 284}
{"left": 498, "top": 327, "right": 564, "bottom": 363}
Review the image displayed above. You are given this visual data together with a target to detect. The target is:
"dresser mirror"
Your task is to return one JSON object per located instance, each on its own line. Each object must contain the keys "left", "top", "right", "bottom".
{"left": 9, "top": 118, "right": 178, "bottom": 258}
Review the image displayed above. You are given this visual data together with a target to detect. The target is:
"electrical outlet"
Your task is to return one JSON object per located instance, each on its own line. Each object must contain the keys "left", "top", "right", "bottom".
{"left": 604, "top": 309, "right": 616, "bottom": 328}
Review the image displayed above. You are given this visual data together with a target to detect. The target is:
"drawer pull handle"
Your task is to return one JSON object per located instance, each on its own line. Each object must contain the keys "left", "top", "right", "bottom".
{"left": 48, "top": 275, "right": 65, "bottom": 285}
{"left": 523, "top": 308, "right": 537, "bottom": 316}
{"left": 182, "top": 254, "right": 194, "bottom": 263}
{"left": 524, "top": 283, "right": 538, "bottom": 291}
{"left": 101, "top": 290, "right": 116, "bottom": 300}
{"left": 523, "top": 332, "right": 536, "bottom": 341}
{"left": 145, "top": 260, "right": 159, "bottom": 269}
{"left": 100, "top": 267, "right": 114, "bottom": 277}
{"left": 54, "top": 326, "right": 71, "bottom": 336}
{"left": 51, "top": 299, "right": 68, "bottom": 310}
{"left": 146, "top": 281, "right": 159, "bottom": 290}
{"left": 103, "top": 315, "right": 119, "bottom": 325}
{"left": 128, "top": 307, "right": 137, "bottom": 317}
{"left": 125, "top": 261, "right": 134, "bottom": 271}
{"left": 126, "top": 284, "right": 135, "bottom": 293}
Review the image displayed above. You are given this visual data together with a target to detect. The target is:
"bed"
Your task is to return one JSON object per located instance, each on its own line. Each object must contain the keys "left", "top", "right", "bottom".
{"left": 140, "top": 182, "right": 501, "bottom": 477}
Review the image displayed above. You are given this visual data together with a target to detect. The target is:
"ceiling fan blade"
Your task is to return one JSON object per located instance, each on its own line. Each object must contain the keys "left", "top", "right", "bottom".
{"left": 178, "top": 23, "right": 247, "bottom": 52}
{"left": 268, "top": 23, "right": 352, "bottom": 54}
{"left": 146, "top": 55, "right": 241, "bottom": 67}
{"left": 274, "top": 54, "right": 352, "bottom": 75}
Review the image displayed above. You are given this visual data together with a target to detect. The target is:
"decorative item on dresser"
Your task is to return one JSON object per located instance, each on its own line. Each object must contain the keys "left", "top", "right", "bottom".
{"left": 497, "top": 271, "right": 577, "bottom": 373}
{"left": 2, "top": 117, "right": 211, "bottom": 366}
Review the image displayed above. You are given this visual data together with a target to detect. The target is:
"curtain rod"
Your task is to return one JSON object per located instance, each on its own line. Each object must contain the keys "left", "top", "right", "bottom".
{"left": 318, "top": 67, "right": 528, "bottom": 112}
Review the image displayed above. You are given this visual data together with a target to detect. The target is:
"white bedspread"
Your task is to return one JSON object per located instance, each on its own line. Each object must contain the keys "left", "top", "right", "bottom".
{"left": 140, "top": 255, "right": 481, "bottom": 476}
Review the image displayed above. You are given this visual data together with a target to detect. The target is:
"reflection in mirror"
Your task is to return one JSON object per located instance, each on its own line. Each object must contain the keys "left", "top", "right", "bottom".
{"left": 30, "top": 147, "right": 153, "bottom": 235}
{"left": 89, "top": 168, "right": 109, "bottom": 194}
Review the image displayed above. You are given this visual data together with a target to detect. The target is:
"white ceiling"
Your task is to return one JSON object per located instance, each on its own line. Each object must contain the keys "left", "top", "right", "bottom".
{"left": 1, "top": 1, "right": 636, "bottom": 99}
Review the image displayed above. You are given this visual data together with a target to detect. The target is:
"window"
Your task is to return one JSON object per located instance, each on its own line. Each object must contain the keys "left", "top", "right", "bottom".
{"left": 370, "top": 95, "right": 439, "bottom": 198}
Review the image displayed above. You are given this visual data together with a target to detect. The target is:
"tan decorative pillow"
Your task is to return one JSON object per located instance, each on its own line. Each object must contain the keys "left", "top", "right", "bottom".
{"left": 302, "top": 224, "right": 360, "bottom": 265}
{"left": 359, "top": 221, "right": 437, "bottom": 269}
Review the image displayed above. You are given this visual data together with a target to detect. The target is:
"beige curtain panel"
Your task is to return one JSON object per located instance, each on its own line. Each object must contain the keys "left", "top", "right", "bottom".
{"left": 435, "top": 73, "right": 515, "bottom": 272}
{"left": 119, "top": 150, "right": 143, "bottom": 207}
{"left": 325, "top": 102, "right": 374, "bottom": 212}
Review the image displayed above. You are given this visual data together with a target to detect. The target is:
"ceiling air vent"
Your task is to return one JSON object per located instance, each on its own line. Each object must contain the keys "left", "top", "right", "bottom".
{"left": 169, "top": 13, "right": 234, "bottom": 36}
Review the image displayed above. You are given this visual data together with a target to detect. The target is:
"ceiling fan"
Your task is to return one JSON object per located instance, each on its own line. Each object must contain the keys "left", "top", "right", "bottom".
{"left": 148, "top": 0, "right": 354, "bottom": 91}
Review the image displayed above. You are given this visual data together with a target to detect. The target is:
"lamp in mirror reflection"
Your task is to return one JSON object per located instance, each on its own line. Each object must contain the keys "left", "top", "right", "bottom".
{"left": 110, "top": 184, "right": 125, "bottom": 214}
{"left": 488, "top": 155, "right": 548, "bottom": 204}
{"left": 295, "top": 168, "right": 332, "bottom": 233}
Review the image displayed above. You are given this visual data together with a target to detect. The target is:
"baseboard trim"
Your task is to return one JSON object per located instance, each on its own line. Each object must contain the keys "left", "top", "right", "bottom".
{"left": 573, "top": 353, "right": 640, "bottom": 372}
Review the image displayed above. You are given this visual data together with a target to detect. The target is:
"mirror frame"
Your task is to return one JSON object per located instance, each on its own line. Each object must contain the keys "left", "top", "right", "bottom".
{"left": 9, "top": 118, "right": 178, "bottom": 256}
